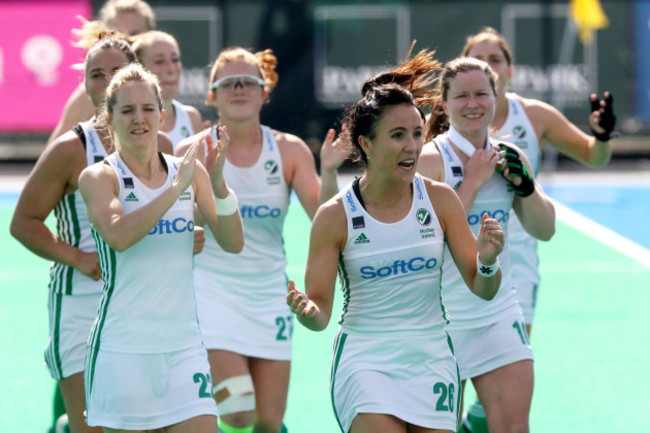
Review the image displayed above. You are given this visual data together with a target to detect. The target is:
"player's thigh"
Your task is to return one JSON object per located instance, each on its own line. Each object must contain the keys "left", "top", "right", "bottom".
{"left": 472, "top": 359, "right": 533, "bottom": 430}
{"left": 249, "top": 358, "right": 290, "bottom": 415}
{"left": 208, "top": 349, "right": 250, "bottom": 383}
{"left": 164, "top": 414, "right": 218, "bottom": 433}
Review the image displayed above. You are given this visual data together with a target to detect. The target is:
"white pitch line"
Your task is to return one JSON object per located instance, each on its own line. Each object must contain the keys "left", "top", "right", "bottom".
{"left": 552, "top": 199, "right": 650, "bottom": 269}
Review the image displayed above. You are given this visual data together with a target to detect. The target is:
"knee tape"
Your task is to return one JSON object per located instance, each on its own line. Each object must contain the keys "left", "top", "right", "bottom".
{"left": 213, "top": 375, "right": 255, "bottom": 415}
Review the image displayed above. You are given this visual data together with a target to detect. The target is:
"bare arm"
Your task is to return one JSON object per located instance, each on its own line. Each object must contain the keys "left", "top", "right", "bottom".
{"left": 10, "top": 133, "right": 101, "bottom": 280}
{"left": 318, "top": 128, "right": 350, "bottom": 207}
{"left": 509, "top": 150, "right": 556, "bottom": 241}
{"left": 47, "top": 83, "right": 95, "bottom": 144}
{"left": 279, "top": 132, "right": 322, "bottom": 220}
{"left": 417, "top": 142, "right": 444, "bottom": 182}
{"left": 523, "top": 96, "right": 611, "bottom": 167}
{"left": 79, "top": 145, "right": 199, "bottom": 252}
{"left": 286, "top": 198, "right": 345, "bottom": 331}
{"left": 157, "top": 130, "right": 174, "bottom": 155}
{"left": 184, "top": 104, "right": 204, "bottom": 136}
{"left": 429, "top": 181, "right": 503, "bottom": 300}
{"left": 198, "top": 128, "right": 244, "bottom": 254}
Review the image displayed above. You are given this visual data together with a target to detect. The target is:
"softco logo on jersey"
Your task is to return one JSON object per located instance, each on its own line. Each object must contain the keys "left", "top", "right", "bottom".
{"left": 265, "top": 160, "right": 281, "bottom": 185}
{"left": 148, "top": 217, "right": 194, "bottom": 235}
{"left": 414, "top": 176, "right": 424, "bottom": 200}
{"left": 345, "top": 189, "right": 357, "bottom": 212}
{"left": 467, "top": 210, "right": 508, "bottom": 226}
{"left": 239, "top": 205, "right": 282, "bottom": 218}
{"left": 360, "top": 257, "right": 438, "bottom": 279}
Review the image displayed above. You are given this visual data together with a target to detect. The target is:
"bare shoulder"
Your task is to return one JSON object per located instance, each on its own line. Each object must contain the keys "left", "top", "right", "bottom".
{"left": 157, "top": 131, "right": 174, "bottom": 155}
{"left": 274, "top": 129, "right": 314, "bottom": 164}
{"left": 422, "top": 177, "right": 457, "bottom": 208}
{"left": 38, "top": 130, "right": 86, "bottom": 173}
{"left": 418, "top": 141, "right": 444, "bottom": 181}
{"left": 422, "top": 177, "right": 464, "bottom": 232}
{"left": 312, "top": 194, "right": 347, "bottom": 242}
{"left": 182, "top": 103, "right": 203, "bottom": 128}
{"left": 79, "top": 156, "right": 116, "bottom": 189}
{"left": 519, "top": 96, "right": 562, "bottom": 122}
{"left": 182, "top": 103, "right": 201, "bottom": 118}
{"left": 275, "top": 129, "right": 310, "bottom": 151}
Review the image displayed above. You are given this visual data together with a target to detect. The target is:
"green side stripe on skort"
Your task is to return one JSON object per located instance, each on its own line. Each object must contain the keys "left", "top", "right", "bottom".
{"left": 85, "top": 229, "right": 117, "bottom": 405}
{"left": 329, "top": 332, "right": 347, "bottom": 433}
{"left": 337, "top": 255, "right": 351, "bottom": 326}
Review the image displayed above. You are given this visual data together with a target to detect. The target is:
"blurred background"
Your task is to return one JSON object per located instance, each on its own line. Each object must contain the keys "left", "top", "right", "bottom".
{"left": 0, "top": 0, "right": 648, "bottom": 169}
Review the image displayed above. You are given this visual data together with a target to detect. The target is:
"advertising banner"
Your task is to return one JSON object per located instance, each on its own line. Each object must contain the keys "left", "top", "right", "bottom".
{"left": 0, "top": 1, "right": 91, "bottom": 131}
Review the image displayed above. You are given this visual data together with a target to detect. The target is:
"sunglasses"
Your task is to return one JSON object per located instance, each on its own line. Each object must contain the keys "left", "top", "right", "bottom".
{"left": 211, "top": 74, "right": 265, "bottom": 91}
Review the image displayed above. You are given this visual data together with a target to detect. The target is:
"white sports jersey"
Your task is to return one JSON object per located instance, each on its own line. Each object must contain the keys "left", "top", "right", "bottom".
{"left": 433, "top": 133, "right": 520, "bottom": 330}
{"left": 166, "top": 100, "right": 194, "bottom": 151}
{"left": 194, "top": 125, "right": 291, "bottom": 358}
{"left": 494, "top": 93, "right": 541, "bottom": 288}
{"left": 49, "top": 119, "right": 106, "bottom": 296}
{"left": 195, "top": 125, "right": 289, "bottom": 285}
{"left": 337, "top": 174, "right": 448, "bottom": 335}
{"left": 87, "top": 151, "right": 203, "bottom": 355}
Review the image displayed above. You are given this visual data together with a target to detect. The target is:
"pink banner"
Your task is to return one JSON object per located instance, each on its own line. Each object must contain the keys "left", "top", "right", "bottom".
{"left": 0, "top": 1, "right": 91, "bottom": 132}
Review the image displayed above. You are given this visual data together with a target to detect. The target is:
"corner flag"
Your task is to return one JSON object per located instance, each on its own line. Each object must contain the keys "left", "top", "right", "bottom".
{"left": 570, "top": 0, "right": 609, "bottom": 45}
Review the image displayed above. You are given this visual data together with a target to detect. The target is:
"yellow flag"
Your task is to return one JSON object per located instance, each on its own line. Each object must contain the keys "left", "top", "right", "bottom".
{"left": 570, "top": 0, "right": 609, "bottom": 44}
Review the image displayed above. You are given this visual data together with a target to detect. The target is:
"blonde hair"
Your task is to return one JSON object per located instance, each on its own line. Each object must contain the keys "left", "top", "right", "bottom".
{"left": 102, "top": 63, "right": 163, "bottom": 149}
{"left": 131, "top": 30, "right": 180, "bottom": 63}
{"left": 99, "top": 0, "right": 156, "bottom": 31}
{"left": 206, "top": 47, "right": 279, "bottom": 104}
{"left": 461, "top": 26, "right": 512, "bottom": 65}
{"left": 425, "top": 57, "right": 497, "bottom": 141}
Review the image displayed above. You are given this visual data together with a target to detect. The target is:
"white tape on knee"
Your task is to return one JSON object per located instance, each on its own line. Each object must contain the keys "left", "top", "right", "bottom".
{"left": 213, "top": 375, "right": 255, "bottom": 415}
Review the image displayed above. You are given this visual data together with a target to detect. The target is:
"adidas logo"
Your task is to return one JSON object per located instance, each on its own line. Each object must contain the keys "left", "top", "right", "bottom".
{"left": 354, "top": 233, "right": 370, "bottom": 244}
{"left": 125, "top": 192, "right": 139, "bottom": 202}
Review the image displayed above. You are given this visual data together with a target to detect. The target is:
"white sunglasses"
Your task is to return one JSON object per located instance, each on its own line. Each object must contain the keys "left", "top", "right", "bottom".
{"left": 211, "top": 74, "right": 265, "bottom": 91}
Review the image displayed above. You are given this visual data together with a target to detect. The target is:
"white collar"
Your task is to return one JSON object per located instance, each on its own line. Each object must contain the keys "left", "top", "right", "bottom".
{"left": 447, "top": 125, "right": 490, "bottom": 157}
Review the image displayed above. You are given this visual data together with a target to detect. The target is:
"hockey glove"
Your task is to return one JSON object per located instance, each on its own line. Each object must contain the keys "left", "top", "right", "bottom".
{"left": 590, "top": 92, "right": 616, "bottom": 142}
{"left": 497, "top": 143, "right": 535, "bottom": 197}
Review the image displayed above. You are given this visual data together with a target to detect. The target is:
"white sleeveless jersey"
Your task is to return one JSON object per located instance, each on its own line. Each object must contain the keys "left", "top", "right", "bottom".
{"left": 87, "top": 152, "right": 203, "bottom": 354}
{"left": 494, "top": 92, "right": 541, "bottom": 285}
{"left": 166, "top": 100, "right": 194, "bottom": 151}
{"left": 433, "top": 133, "right": 520, "bottom": 330}
{"left": 195, "top": 125, "right": 289, "bottom": 283}
{"left": 337, "top": 174, "right": 448, "bottom": 335}
{"left": 49, "top": 119, "right": 106, "bottom": 296}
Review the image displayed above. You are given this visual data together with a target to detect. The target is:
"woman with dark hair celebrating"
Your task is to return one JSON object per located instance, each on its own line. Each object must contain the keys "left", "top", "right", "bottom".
{"left": 287, "top": 48, "right": 506, "bottom": 433}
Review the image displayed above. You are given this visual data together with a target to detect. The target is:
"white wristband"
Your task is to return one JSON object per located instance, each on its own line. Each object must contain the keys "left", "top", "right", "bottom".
{"left": 477, "top": 253, "right": 499, "bottom": 278}
{"left": 215, "top": 188, "right": 238, "bottom": 216}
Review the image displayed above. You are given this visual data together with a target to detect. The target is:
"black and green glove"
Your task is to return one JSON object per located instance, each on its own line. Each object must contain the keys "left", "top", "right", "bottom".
{"left": 497, "top": 143, "right": 535, "bottom": 197}
{"left": 590, "top": 92, "right": 616, "bottom": 142}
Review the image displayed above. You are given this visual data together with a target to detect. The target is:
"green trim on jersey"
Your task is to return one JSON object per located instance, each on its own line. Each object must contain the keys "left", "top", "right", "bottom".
{"left": 85, "top": 228, "right": 117, "bottom": 405}
{"left": 329, "top": 332, "right": 348, "bottom": 433}
{"left": 337, "top": 254, "right": 351, "bottom": 326}
{"left": 51, "top": 193, "right": 82, "bottom": 295}
{"left": 438, "top": 240, "right": 450, "bottom": 325}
